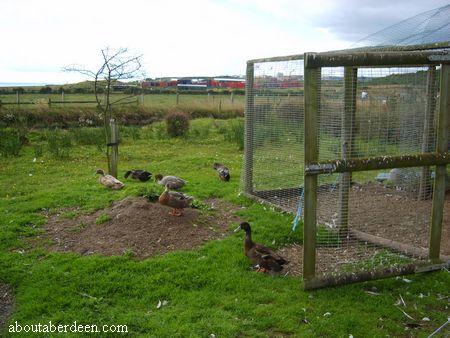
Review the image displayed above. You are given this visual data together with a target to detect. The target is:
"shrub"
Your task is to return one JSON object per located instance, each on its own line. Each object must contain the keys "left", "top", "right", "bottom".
{"left": 39, "top": 86, "right": 53, "bottom": 94}
{"left": 0, "top": 129, "right": 23, "bottom": 157}
{"left": 166, "top": 112, "right": 190, "bottom": 137}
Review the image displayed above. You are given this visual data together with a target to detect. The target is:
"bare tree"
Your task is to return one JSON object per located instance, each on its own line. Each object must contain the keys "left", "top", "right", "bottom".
{"left": 64, "top": 47, "right": 144, "bottom": 177}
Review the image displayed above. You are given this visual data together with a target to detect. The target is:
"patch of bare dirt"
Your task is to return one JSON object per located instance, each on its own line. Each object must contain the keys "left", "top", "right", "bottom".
{"left": 346, "top": 183, "right": 450, "bottom": 256}
{"left": 37, "top": 197, "right": 242, "bottom": 258}
{"left": 277, "top": 243, "right": 382, "bottom": 277}
{"left": 0, "top": 284, "right": 14, "bottom": 330}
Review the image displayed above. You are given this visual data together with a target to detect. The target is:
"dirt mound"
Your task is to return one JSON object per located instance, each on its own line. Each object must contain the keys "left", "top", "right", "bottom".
{"left": 0, "top": 284, "right": 14, "bottom": 330}
{"left": 40, "top": 197, "right": 242, "bottom": 258}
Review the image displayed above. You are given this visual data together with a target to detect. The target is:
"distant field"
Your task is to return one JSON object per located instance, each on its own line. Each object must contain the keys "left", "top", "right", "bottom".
{"left": 0, "top": 93, "right": 245, "bottom": 110}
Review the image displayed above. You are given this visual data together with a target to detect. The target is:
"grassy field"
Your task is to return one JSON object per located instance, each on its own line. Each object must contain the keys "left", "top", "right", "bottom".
{"left": 0, "top": 119, "right": 449, "bottom": 337}
{"left": 0, "top": 93, "right": 245, "bottom": 110}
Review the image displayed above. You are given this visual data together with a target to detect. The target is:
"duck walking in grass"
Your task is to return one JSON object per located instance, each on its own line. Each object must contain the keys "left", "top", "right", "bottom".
{"left": 124, "top": 169, "right": 152, "bottom": 182}
{"left": 234, "top": 222, "right": 289, "bottom": 273}
{"left": 158, "top": 185, "right": 193, "bottom": 216}
{"left": 213, "top": 162, "right": 230, "bottom": 181}
{"left": 96, "top": 169, "right": 125, "bottom": 190}
{"left": 155, "top": 174, "right": 186, "bottom": 190}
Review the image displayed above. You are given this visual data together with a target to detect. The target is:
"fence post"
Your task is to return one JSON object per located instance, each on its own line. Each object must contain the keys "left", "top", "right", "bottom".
{"left": 48, "top": 98, "right": 52, "bottom": 108}
{"left": 243, "top": 62, "right": 255, "bottom": 194}
{"left": 218, "top": 99, "right": 222, "bottom": 114}
{"left": 338, "top": 67, "right": 357, "bottom": 239}
{"left": 176, "top": 92, "right": 179, "bottom": 105}
{"left": 61, "top": 90, "right": 65, "bottom": 104}
{"left": 429, "top": 64, "right": 449, "bottom": 261}
{"left": 419, "top": 66, "right": 437, "bottom": 200}
{"left": 303, "top": 54, "right": 320, "bottom": 287}
{"left": 231, "top": 92, "right": 234, "bottom": 103}
{"left": 140, "top": 93, "right": 144, "bottom": 106}
{"left": 109, "top": 119, "right": 119, "bottom": 178}
{"left": 16, "top": 91, "right": 20, "bottom": 105}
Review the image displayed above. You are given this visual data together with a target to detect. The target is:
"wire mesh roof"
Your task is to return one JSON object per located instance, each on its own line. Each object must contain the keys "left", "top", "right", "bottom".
{"left": 353, "top": 4, "right": 450, "bottom": 48}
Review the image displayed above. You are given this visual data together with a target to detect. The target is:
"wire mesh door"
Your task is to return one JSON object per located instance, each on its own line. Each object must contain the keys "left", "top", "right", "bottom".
{"left": 242, "top": 56, "right": 305, "bottom": 211}
{"left": 303, "top": 50, "right": 450, "bottom": 289}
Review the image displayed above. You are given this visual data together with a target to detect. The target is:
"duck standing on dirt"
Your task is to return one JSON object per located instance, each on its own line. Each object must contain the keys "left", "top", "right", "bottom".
{"left": 213, "top": 162, "right": 230, "bottom": 181}
{"left": 124, "top": 169, "right": 152, "bottom": 182}
{"left": 96, "top": 169, "right": 125, "bottom": 190}
{"left": 155, "top": 174, "right": 186, "bottom": 190}
{"left": 158, "top": 185, "right": 193, "bottom": 216}
{"left": 234, "top": 222, "right": 289, "bottom": 273}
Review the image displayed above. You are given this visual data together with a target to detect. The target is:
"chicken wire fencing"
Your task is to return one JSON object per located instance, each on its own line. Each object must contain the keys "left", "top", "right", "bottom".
{"left": 243, "top": 49, "right": 450, "bottom": 289}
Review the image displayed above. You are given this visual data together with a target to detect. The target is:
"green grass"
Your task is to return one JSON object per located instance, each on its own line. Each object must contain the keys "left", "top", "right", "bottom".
{"left": 0, "top": 118, "right": 449, "bottom": 337}
{"left": 0, "top": 93, "right": 245, "bottom": 110}
{"left": 95, "top": 213, "right": 111, "bottom": 225}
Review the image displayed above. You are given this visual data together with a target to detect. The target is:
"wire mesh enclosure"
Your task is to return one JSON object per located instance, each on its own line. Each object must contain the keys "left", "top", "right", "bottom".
{"left": 243, "top": 48, "right": 450, "bottom": 289}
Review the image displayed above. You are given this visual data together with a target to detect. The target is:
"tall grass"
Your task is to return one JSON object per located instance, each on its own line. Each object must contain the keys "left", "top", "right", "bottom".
{"left": 222, "top": 119, "right": 244, "bottom": 150}
{"left": 45, "top": 129, "right": 72, "bottom": 159}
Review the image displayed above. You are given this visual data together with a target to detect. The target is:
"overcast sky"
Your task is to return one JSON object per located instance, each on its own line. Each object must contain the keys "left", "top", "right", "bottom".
{"left": 0, "top": 0, "right": 449, "bottom": 84}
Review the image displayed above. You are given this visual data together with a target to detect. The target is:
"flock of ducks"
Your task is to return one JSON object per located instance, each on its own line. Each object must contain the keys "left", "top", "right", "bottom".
{"left": 95, "top": 162, "right": 288, "bottom": 273}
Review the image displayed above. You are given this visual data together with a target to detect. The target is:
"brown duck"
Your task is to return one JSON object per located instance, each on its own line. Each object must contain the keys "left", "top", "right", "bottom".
{"left": 158, "top": 185, "right": 193, "bottom": 216}
{"left": 234, "top": 222, "right": 289, "bottom": 273}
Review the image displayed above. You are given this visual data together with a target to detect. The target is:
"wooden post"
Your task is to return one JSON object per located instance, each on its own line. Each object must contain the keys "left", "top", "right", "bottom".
{"left": 176, "top": 92, "right": 179, "bottom": 105}
{"left": 109, "top": 119, "right": 119, "bottom": 178}
{"left": 303, "top": 56, "right": 320, "bottom": 285}
{"left": 338, "top": 67, "right": 357, "bottom": 239}
{"left": 429, "top": 64, "right": 450, "bottom": 261}
{"left": 48, "top": 98, "right": 52, "bottom": 108}
{"left": 218, "top": 99, "right": 222, "bottom": 114}
{"left": 244, "top": 62, "right": 255, "bottom": 194}
{"left": 140, "top": 93, "right": 144, "bottom": 106}
{"left": 16, "top": 91, "right": 20, "bottom": 105}
{"left": 419, "top": 66, "right": 437, "bottom": 200}
{"left": 61, "top": 90, "right": 65, "bottom": 104}
{"left": 231, "top": 92, "right": 234, "bottom": 103}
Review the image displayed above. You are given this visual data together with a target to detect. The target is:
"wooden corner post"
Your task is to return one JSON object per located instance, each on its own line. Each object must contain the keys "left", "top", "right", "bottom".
{"left": 244, "top": 62, "right": 255, "bottom": 194}
{"left": 338, "top": 67, "right": 357, "bottom": 239}
{"left": 419, "top": 66, "right": 437, "bottom": 200}
{"left": 429, "top": 64, "right": 449, "bottom": 261}
{"left": 303, "top": 54, "right": 320, "bottom": 288}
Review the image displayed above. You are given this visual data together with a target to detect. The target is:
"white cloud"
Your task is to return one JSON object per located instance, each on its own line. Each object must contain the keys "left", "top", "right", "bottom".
{"left": 0, "top": 0, "right": 446, "bottom": 83}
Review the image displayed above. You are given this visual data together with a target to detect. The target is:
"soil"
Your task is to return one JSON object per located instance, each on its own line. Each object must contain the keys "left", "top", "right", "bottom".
{"left": 37, "top": 197, "right": 242, "bottom": 258}
{"left": 277, "top": 243, "right": 382, "bottom": 277}
{"left": 0, "top": 284, "right": 14, "bottom": 330}
{"left": 347, "top": 183, "right": 450, "bottom": 256}
{"left": 263, "top": 182, "right": 450, "bottom": 256}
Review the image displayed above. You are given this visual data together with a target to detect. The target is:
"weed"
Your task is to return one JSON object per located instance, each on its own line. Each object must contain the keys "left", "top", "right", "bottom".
{"left": 95, "top": 213, "right": 111, "bottom": 225}
{"left": 68, "top": 222, "right": 88, "bottom": 233}
{"left": 45, "top": 129, "right": 72, "bottom": 159}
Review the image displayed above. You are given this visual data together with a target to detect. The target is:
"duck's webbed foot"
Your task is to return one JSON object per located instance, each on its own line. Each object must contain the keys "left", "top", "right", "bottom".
{"left": 171, "top": 208, "right": 182, "bottom": 217}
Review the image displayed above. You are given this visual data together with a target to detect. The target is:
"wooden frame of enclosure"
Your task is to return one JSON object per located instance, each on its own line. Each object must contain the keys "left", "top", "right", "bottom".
{"left": 243, "top": 46, "right": 450, "bottom": 290}
{"left": 303, "top": 49, "right": 450, "bottom": 289}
